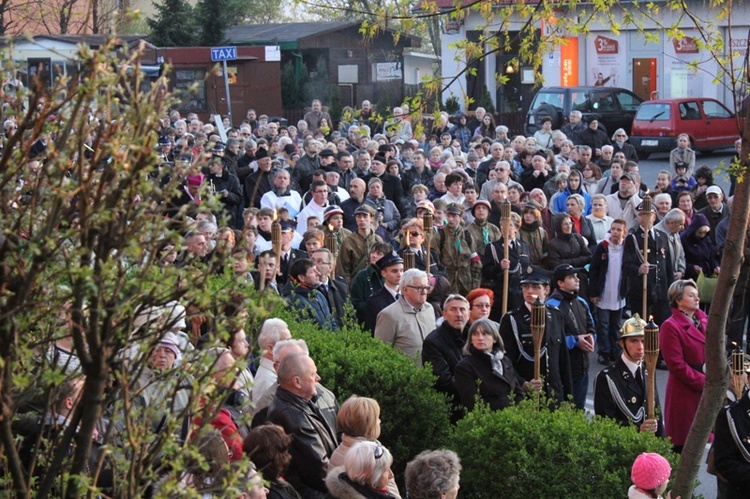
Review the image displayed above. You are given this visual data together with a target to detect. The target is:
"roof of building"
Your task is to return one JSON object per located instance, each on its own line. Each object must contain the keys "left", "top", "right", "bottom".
{"left": 226, "top": 22, "right": 359, "bottom": 46}
{"left": 0, "top": 34, "right": 153, "bottom": 49}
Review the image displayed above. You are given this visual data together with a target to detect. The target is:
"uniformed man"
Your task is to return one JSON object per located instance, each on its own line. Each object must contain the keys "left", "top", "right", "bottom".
{"left": 713, "top": 360, "right": 750, "bottom": 498}
{"left": 593, "top": 314, "right": 664, "bottom": 436}
{"left": 499, "top": 273, "right": 573, "bottom": 405}
{"left": 336, "top": 204, "right": 383, "bottom": 285}
{"left": 432, "top": 203, "right": 480, "bottom": 296}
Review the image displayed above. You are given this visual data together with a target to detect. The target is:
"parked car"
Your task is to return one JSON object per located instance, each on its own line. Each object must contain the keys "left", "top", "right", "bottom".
{"left": 629, "top": 98, "right": 742, "bottom": 158}
{"left": 524, "top": 86, "right": 643, "bottom": 136}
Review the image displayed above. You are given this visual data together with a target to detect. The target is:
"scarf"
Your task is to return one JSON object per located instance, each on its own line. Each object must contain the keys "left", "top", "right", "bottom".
{"left": 488, "top": 349, "right": 505, "bottom": 378}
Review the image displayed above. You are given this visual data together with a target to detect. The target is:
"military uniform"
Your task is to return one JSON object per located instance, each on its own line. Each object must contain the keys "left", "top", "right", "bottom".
{"left": 499, "top": 304, "right": 573, "bottom": 404}
{"left": 623, "top": 226, "right": 674, "bottom": 324}
{"left": 468, "top": 219, "right": 502, "bottom": 288}
{"left": 336, "top": 230, "right": 383, "bottom": 285}
{"left": 714, "top": 392, "right": 750, "bottom": 498}
{"left": 432, "top": 224, "right": 478, "bottom": 296}
{"left": 482, "top": 236, "right": 533, "bottom": 321}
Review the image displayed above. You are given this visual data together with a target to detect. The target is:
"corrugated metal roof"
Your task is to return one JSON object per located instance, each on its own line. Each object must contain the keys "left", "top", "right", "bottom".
{"left": 226, "top": 21, "right": 358, "bottom": 45}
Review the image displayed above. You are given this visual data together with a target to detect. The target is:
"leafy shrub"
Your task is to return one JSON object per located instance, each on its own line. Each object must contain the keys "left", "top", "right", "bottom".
{"left": 272, "top": 307, "right": 453, "bottom": 483}
{"left": 444, "top": 95, "right": 460, "bottom": 115}
{"left": 449, "top": 398, "right": 678, "bottom": 498}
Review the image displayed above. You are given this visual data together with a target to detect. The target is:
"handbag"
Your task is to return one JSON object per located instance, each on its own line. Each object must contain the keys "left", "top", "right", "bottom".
{"left": 696, "top": 270, "right": 719, "bottom": 303}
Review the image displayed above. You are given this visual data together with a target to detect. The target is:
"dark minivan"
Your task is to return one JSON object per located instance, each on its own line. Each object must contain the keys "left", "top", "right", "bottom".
{"left": 524, "top": 86, "right": 644, "bottom": 136}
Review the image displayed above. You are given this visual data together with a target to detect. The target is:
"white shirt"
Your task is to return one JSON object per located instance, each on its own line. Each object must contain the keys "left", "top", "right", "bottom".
{"left": 260, "top": 189, "right": 302, "bottom": 218}
{"left": 598, "top": 237, "right": 626, "bottom": 311}
{"left": 296, "top": 200, "right": 328, "bottom": 233}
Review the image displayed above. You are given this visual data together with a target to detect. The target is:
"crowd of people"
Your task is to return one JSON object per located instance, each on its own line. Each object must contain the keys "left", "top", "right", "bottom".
{"left": 15, "top": 97, "right": 750, "bottom": 498}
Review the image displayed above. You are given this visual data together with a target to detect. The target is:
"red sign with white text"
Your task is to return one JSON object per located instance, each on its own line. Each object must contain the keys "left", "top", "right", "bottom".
{"left": 594, "top": 35, "right": 619, "bottom": 54}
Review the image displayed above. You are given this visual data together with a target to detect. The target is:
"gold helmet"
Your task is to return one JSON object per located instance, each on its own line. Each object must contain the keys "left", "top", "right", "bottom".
{"left": 620, "top": 314, "right": 646, "bottom": 339}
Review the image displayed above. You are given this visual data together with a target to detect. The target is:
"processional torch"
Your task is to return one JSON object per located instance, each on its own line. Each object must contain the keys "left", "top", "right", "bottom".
{"left": 325, "top": 224, "right": 339, "bottom": 278}
{"left": 422, "top": 211, "right": 434, "bottom": 275}
{"left": 402, "top": 231, "right": 415, "bottom": 270}
{"left": 644, "top": 316, "right": 660, "bottom": 420}
{"left": 640, "top": 194, "right": 653, "bottom": 320}
{"left": 531, "top": 296, "right": 546, "bottom": 381}
{"left": 731, "top": 345, "right": 747, "bottom": 400}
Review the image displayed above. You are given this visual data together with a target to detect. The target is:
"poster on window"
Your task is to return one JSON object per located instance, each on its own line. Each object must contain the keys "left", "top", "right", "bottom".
{"left": 586, "top": 34, "right": 626, "bottom": 87}
{"left": 663, "top": 32, "right": 717, "bottom": 99}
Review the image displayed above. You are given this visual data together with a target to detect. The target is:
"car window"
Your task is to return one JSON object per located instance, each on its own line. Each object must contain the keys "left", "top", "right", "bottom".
{"left": 679, "top": 102, "right": 701, "bottom": 120}
{"left": 702, "top": 100, "right": 732, "bottom": 119}
{"left": 531, "top": 91, "right": 565, "bottom": 111}
{"left": 571, "top": 91, "right": 591, "bottom": 112}
{"left": 634, "top": 104, "right": 670, "bottom": 121}
{"left": 615, "top": 91, "right": 643, "bottom": 111}
{"left": 591, "top": 92, "right": 616, "bottom": 112}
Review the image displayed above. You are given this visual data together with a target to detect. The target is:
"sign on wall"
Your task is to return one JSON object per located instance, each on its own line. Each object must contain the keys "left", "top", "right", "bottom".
{"left": 373, "top": 62, "right": 402, "bottom": 81}
{"left": 586, "top": 34, "right": 625, "bottom": 87}
{"left": 560, "top": 37, "right": 579, "bottom": 87}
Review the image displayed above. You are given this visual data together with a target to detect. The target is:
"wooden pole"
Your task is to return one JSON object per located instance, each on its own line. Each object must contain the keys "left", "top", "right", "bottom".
{"left": 500, "top": 198, "right": 512, "bottom": 315}
{"left": 731, "top": 347, "right": 746, "bottom": 400}
{"left": 423, "top": 211, "right": 434, "bottom": 276}
{"left": 325, "top": 224, "right": 339, "bottom": 279}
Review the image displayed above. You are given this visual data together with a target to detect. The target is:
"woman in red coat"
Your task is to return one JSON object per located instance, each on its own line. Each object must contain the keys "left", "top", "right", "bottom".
{"left": 659, "top": 279, "right": 707, "bottom": 453}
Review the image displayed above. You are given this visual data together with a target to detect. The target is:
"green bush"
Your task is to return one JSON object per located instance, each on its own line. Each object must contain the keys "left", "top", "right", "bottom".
{"left": 272, "top": 307, "right": 453, "bottom": 483}
{"left": 449, "top": 398, "right": 678, "bottom": 498}
{"left": 444, "top": 95, "right": 460, "bottom": 115}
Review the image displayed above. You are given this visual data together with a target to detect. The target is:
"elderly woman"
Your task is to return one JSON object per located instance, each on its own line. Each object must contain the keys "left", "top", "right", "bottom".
{"left": 660, "top": 279, "right": 707, "bottom": 453}
{"left": 364, "top": 178, "right": 401, "bottom": 242}
{"left": 328, "top": 396, "right": 401, "bottom": 497}
{"left": 242, "top": 424, "right": 302, "bottom": 499}
{"left": 405, "top": 450, "right": 461, "bottom": 499}
{"left": 466, "top": 288, "right": 495, "bottom": 325}
{"left": 326, "top": 441, "right": 398, "bottom": 499}
{"left": 611, "top": 128, "right": 639, "bottom": 162}
{"left": 455, "top": 319, "right": 530, "bottom": 412}
{"left": 565, "top": 194, "right": 597, "bottom": 252}
{"left": 680, "top": 213, "right": 719, "bottom": 281}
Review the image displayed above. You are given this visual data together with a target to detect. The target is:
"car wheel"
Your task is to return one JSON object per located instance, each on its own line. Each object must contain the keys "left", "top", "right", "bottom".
{"left": 533, "top": 103, "right": 561, "bottom": 130}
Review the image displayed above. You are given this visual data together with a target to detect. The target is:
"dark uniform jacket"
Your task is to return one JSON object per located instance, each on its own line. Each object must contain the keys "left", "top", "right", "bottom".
{"left": 278, "top": 248, "right": 308, "bottom": 287}
{"left": 267, "top": 387, "right": 339, "bottom": 499}
{"left": 482, "top": 237, "right": 533, "bottom": 321}
{"left": 499, "top": 304, "right": 573, "bottom": 403}
{"left": 714, "top": 393, "right": 750, "bottom": 498}
{"left": 593, "top": 356, "right": 664, "bottom": 436}
{"left": 398, "top": 246, "right": 446, "bottom": 277}
{"left": 623, "top": 227, "right": 674, "bottom": 323}
{"left": 364, "top": 287, "right": 397, "bottom": 333}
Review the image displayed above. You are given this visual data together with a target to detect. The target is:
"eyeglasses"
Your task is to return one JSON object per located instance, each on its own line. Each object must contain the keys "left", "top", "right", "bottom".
{"left": 472, "top": 302, "right": 491, "bottom": 309}
{"left": 374, "top": 444, "right": 384, "bottom": 459}
{"left": 408, "top": 231, "right": 423, "bottom": 237}
{"left": 406, "top": 285, "right": 433, "bottom": 293}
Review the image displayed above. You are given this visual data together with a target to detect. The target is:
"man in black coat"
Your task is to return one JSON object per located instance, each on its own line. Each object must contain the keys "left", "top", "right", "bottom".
{"left": 363, "top": 154, "right": 405, "bottom": 212}
{"left": 277, "top": 221, "right": 308, "bottom": 287}
{"left": 244, "top": 148, "right": 274, "bottom": 208}
{"left": 267, "top": 353, "right": 338, "bottom": 499}
{"left": 422, "top": 295, "right": 470, "bottom": 412}
{"left": 698, "top": 185, "right": 729, "bottom": 249}
{"left": 205, "top": 156, "right": 244, "bottom": 229}
{"left": 363, "top": 252, "right": 403, "bottom": 333}
{"left": 578, "top": 119, "right": 611, "bottom": 158}
{"left": 294, "top": 137, "right": 321, "bottom": 194}
{"left": 311, "top": 248, "right": 349, "bottom": 329}
{"left": 401, "top": 150, "right": 435, "bottom": 194}
{"left": 593, "top": 314, "right": 664, "bottom": 436}
{"left": 622, "top": 202, "right": 674, "bottom": 325}
{"left": 546, "top": 264, "right": 596, "bottom": 410}
{"left": 499, "top": 273, "right": 573, "bottom": 405}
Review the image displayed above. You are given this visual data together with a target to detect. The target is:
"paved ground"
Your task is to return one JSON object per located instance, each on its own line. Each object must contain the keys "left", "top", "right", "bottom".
{"left": 583, "top": 149, "right": 733, "bottom": 498}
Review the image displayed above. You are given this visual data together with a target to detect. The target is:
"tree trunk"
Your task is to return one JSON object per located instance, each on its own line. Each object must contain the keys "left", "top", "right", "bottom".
{"left": 671, "top": 106, "right": 750, "bottom": 497}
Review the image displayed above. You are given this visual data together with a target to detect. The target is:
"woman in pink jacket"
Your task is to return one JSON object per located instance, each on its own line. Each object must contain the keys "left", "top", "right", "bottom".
{"left": 659, "top": 279, "right": 707, "bottom": 453}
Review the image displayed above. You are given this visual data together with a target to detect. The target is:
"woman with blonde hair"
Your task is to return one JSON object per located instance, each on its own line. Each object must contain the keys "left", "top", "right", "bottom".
{"left": 329, "top": 396, "right": 401, "bottom": 497}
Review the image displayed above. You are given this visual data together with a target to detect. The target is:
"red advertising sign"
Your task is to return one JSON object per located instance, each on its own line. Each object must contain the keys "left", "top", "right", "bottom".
{"left": 594, "top": 35, "right": 619, "bottom": 54}
{"left": 673, "top": 36, "right": 699, "bottom": 54}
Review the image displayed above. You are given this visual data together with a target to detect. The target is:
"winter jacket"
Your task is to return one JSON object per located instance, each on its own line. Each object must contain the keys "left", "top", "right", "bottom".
{"left": 680, "top": 213, "right": 718, "bottom": 280}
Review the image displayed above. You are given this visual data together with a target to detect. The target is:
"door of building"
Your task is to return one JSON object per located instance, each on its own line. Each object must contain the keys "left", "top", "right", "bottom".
{"left": 632, "top": 58, "right": 657, "bottom": 101}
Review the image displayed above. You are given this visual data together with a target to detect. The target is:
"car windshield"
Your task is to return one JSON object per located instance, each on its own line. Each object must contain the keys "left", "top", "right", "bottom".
{"left": 530, "top": 91, "right": 565, "bottom": 111}
{"left": 635, "top": 104, "right": 670, "bottom": 121}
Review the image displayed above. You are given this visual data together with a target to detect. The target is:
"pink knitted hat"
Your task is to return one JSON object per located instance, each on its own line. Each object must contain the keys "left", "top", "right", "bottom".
{"left": 631, "top": 453, "right": 671, "bottom": 490}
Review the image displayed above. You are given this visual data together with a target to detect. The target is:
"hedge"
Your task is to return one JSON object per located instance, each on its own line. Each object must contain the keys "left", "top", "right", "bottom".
{"left": 448, "top": 397, "right": 679, "bottom": 498}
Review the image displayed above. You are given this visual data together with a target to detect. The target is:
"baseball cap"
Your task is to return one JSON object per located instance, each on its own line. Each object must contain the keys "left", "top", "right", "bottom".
{"left": 706, "top": 185, "right": 723, "bottom": 196}
{"left": 552, "top": 264, "right": 581, "bottom": 284}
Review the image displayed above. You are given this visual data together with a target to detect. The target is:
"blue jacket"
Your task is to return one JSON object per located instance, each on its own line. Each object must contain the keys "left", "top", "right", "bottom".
{"left": 284, "top": 282, "right": 338, "bottom": 331}
{"left": 552, "top": 187, "right": 592, "bottom": 216}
